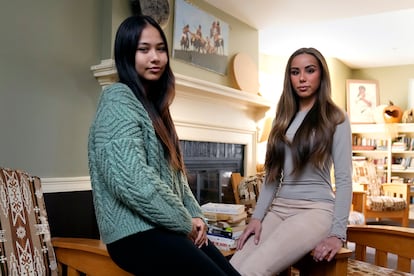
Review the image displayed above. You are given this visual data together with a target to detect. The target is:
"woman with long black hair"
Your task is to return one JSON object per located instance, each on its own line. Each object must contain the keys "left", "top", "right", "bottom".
{"left": 88, "top": 15, "right": 239, "bottom": 276}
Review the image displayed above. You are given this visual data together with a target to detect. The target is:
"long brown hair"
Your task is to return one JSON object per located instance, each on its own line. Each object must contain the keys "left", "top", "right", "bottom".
{"left": 114, "top": 15, "right": 184, "bottom": 171}
{"left": 265, "top": 47, "right": 345, "bottom": 182}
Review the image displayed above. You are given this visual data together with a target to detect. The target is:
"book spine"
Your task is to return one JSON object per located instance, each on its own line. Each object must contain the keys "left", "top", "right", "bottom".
{"left": 208, "top": 226, "right": 233, "bottom": 238}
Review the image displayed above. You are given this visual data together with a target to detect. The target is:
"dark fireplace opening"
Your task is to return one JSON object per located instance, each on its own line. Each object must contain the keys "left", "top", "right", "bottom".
{"left": 180, "top": 140, "right": 245, "bottom": 204}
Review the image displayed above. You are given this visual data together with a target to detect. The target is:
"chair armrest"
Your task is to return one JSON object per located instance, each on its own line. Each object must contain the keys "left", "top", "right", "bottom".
{"left": 310, "top": 247, "right": 352, "bottom": 260}
{"left": 305, "top": 247, "right": 352, "bottom": 276}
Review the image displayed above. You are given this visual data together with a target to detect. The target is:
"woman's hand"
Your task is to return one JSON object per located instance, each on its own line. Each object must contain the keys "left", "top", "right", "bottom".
{"left": 189, "top": 217, "right": 208, "bottom": 248}
{"left": 313, "top": 236, "right": 343, "bottom": 262}
{"left": 236, "top": 218, "right": 262, "bottom": 250}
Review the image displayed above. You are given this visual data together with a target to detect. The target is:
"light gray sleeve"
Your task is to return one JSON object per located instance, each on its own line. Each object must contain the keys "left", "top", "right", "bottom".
{"left": 251, "top": 178, "right": 278, "bottom": 221}
{"left": 329, "top": 115, "right": 353, "bottom": 240}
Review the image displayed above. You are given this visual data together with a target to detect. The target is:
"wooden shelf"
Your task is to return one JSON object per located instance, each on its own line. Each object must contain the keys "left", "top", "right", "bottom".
{"left": 352, "top": 123, "right": 414, "bottom": 182}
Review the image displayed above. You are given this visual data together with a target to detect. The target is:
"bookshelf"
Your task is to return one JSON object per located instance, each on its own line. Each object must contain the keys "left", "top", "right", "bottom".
{"left": 351, "top": 123, "right": 414, "bottom": 184}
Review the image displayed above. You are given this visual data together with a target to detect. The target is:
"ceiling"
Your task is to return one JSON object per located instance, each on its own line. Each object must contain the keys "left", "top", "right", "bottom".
{"left": 204, "top": 0, "right": 414, "bottom": 69}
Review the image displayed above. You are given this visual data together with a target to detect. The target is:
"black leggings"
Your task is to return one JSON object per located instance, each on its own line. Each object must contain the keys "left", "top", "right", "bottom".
{"left": 106, "top": 228, "right": 240, "bottom": 276}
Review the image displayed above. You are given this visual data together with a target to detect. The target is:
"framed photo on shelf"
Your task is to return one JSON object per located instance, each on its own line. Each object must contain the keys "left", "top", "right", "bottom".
{"left": 346, "top": 79, "right": 379, "bottom": 124}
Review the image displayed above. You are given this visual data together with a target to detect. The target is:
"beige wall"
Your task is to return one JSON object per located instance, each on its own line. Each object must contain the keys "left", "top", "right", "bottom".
{"left": 105, "top": 0, "right": 259, "bottom": 87}
{"left": 0, "top": 1, "right": 102, "bottom": 177}
{"left": 259, "top": 53, "right": 353, "bottom": 112}
{"left": 259, "top": 53, "right": 413, "bottom": 114}
{"left": 0, "top": 0, "right": 259, "bottom": 178}
{"left": 1, "top": 0, "right": 411, "bottom": 179}
{"left": 169, "top": 0, "right": 259, "bottom": 87}
{"left": 352, "top": 65, "right": 414, "bottom": 110}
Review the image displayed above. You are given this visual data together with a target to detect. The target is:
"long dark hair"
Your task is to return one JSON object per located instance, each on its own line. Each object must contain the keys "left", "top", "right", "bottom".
{"left": 114, "top": 15, "right": 184, "bottom": 171}
{"left": 265, "top": 47, "right": 345, "bottom": 182}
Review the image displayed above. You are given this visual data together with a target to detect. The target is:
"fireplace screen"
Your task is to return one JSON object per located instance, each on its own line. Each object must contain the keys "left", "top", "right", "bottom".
{"left": 180, "top": 140, "right": 244, "bottom": 204}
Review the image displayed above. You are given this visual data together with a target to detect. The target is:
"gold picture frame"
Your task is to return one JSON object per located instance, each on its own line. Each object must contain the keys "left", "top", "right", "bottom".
{"left": 346, "top": 79, "right": 379, "bottom": 124}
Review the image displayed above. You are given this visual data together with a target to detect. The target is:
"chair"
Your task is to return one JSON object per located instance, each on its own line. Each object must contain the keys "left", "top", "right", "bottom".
{"left": 347, "top": 224, "right": 414, "bottom": 273}
{"left": 352, "top": 159, "right": 410, "bottom": 227}
{"left": 231, "top": 172, "right": 264, "bottom": 206}
{"left": 0, "top": 167, "right": 131, "bottom": 276}
{"left": 0, "top": 167, "right": 58, "bottom": 275}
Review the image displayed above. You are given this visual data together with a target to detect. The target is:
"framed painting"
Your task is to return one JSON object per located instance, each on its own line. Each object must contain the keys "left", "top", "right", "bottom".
{"left": 172, "top": 0, "right": 229, "bottom": 75}
{"left": 346, "top": 79, "right": 379, "bottom": 124}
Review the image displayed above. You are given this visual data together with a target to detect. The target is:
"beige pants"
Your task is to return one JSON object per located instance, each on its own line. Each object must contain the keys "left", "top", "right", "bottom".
{"left": 230, "top": 198, "right": 334, "bottom": 276}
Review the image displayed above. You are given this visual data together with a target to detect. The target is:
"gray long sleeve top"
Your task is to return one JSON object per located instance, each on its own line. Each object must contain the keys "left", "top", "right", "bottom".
{"left": 252, "top": 110, "right": 353, "bottom": 241}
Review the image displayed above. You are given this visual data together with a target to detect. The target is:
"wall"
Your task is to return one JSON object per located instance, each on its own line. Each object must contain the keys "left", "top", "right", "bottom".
{"left": 258, "top": 53, "right": 353, "bottom": 112}
{"left": 0, "top": 0, "right": 259, "bottom": 179}
{"left": 352, "top": 65, "right": 414, "bottom": 109}
{"left": 0, "top": 1, "right": 102, "bottom": 177}
{"left": 169, "top": 0, "right": 259, "bottom": 87}
{"left": 100, "top": 0, "right": 259, "bottom": 88}
{"left": 259, "top": 53, "right": 414, "bottom": 115}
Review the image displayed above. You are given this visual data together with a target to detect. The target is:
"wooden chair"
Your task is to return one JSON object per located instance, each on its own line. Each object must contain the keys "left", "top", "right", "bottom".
{"left": 231, "top": 172, "right": 243, "bottom": 204}
{"left": 0, "top": 167, "right": 58, "bottom": 275}
{"left": 352, "top": 160, "right": 411, "bottom": 227}
{"left": 231, "top": 172, "right": 263, "bottom": 206}
{"left": 347, "top": 224, "right": 414, "bottom": 273}
{"left": 0, "top": 167, "right": 131, "bottom": 276}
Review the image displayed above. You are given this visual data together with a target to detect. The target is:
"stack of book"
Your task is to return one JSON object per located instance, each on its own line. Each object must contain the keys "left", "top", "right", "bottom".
{"left": 201, "top": 202, "right": 248, "bottom": 251}
{"left": 392, "top": 142, "right": 407, "bottom": 152}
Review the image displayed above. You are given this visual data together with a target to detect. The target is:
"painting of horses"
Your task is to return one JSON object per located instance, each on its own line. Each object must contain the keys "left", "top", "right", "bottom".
{"left": 173, "top": 0, "right": 229, "bottom": 75}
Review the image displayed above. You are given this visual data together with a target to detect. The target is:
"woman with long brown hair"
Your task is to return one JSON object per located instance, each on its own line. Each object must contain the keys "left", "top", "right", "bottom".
{"left": 230, "top": 47, "right": 352, "bottom": 275}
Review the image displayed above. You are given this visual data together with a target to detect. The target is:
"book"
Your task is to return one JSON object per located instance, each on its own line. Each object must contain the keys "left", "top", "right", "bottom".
{"left": 203, "top": 211, "right": 247, "bottom": 223}
{"left": 207, "top": 234, "right": 236, "bottom": 251}
{"left": 201, "top": 202, "right": 245, "bottom": 215}
{"left": 207, "top": 224, "right": 245, "bottom": 239}
{"left": 207, "top": 225, "right": 233, "bottom": 238}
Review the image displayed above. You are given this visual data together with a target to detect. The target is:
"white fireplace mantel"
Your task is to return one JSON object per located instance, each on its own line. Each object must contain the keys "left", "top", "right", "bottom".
{"left": 91, "top": 59, "right": 274, "bottom": 176}
{"left": 91, "top": 59, "right": 272, "bottom": 119}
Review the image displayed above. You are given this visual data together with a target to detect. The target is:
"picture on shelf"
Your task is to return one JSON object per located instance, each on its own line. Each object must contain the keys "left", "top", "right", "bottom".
{"left": 346, "top": 79, "right": 379, "bottom": 124}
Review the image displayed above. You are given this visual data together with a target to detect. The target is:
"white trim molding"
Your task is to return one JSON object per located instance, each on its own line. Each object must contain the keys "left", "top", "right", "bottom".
{"left": 41, "top": 176, "right": 91, "bottom": 193}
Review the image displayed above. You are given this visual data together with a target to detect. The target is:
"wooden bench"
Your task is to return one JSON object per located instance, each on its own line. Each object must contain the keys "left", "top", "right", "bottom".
{"left": 52, "top": 237, "right": 132, "bottom": 276}
{"left": 220, "top": 247, "right": 352, "bottom": 275}
{"left": 347, "top": 224, "right": 414, "bottom": 273}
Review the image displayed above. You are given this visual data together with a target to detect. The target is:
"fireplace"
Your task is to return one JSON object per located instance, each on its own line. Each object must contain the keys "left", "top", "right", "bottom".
{"left": 39, "top": 61, "right": 273, "bottom": 240}
{"left": 181, "top": 140, "right": 244, "bottom": 204}
{"left": 91, "top": 59, "right": 273, "bottom": 182}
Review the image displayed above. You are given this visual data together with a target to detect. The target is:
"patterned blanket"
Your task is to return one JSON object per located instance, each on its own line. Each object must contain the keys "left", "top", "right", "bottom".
{"left": 348, "top": 259, "right": 414, "bottom": 276}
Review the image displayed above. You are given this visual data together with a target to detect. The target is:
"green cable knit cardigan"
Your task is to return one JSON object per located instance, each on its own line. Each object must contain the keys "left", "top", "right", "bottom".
{"left": 88, "top": 83, "right": 204, "bottom": 244}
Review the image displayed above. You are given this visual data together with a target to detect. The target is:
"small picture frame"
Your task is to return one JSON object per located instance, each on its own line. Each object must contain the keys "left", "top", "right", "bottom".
{"left": 346, "top": 79, "right": 379, "bottom": 124}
